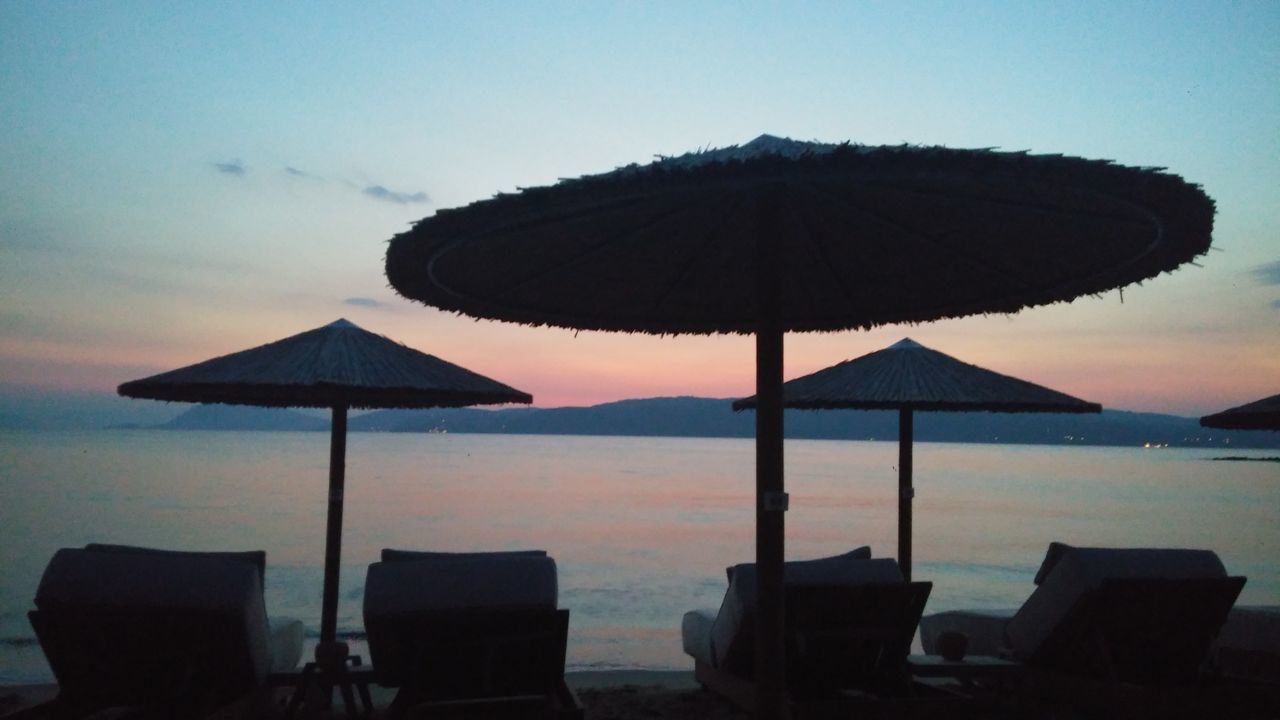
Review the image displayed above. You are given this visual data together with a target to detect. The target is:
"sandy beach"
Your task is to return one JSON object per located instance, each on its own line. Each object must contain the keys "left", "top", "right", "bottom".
{"left": 567, "top": 671, "right": 750, "bottom": 720}
{"left": 1, "top": 672, "right": 740, "bottom": 719}
{"left": 8, "top": 666, "right": 1280, "bottom": 719}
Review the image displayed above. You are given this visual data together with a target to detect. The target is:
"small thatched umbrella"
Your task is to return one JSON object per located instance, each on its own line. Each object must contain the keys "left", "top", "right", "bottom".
{"left": 1200, "top": 392, "right": 1280, "bottom": 431}
{"left": 734, "top": 337, "right": 1101, "bottom": 580}
{"left": 118, "top": 319, "right": 531, "bottom": 667}
{"left": 384, "top": 135, "right": 1214, "bottom": 718}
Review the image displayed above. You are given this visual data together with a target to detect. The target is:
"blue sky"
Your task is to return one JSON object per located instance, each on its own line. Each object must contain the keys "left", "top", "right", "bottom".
{"left": 1, "top": 1, "right": 1277, "bottom": 415}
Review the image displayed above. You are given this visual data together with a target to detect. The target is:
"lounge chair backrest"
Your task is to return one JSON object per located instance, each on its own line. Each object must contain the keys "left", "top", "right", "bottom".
{"left": 363, "top": 554, "right": 560, "bottom": 687}
{"left": 84, "top": 543, "right": 267, "bottom": 586}
{"left": 365, "top": 555, "right": 558, "bottom": 613}
{"left": 376, "top": 607, "right": 570, "bottom": 696}
{"left": 381, "top": 548, "right": 546, "bottom": 563}
{"left": 1213, "top": 605, "right": 1280, "bottom": 683}
{"left": 1007, "top": 547, "right": 1236, "bottom": 676}
{"left": 1032, "top": 541, "right": 1074, "bottom": 585}
{"left": 786, "top": 581, "right": 933, "bottom": 694}
{"left": 30, "top": 547, "right": 272, "bottom": 707}
{"left": 711, "top": 557, "right": 904, "bottom": 674}
{"left": 725, "top": 545, "right": 870, "bottom": 583}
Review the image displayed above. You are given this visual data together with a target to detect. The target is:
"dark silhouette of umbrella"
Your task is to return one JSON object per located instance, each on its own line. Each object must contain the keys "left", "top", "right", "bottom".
{"left": 1200, "top": 392, "right": 1280, "bottom": 430}
{"left": 734, "top": 337, "right": 1101, "bottom": 580}
{"left": 118, "top": 319, "right": 531, "bottom": 666}
{"left": 384, "top": 135, "right": 1214, "bottom": 717}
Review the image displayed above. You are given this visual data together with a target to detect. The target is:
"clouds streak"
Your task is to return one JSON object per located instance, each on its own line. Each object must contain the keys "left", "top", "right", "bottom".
{"left": 214, "top": 160, "right": 246, "bottom": 177}
{"left": 363, "top": 185, "right": 429, "bottom": 205}
{"left": 285, "top": 166, "right": 324, "bottom": 181}
{"left": 1251, "top": 261, "right": 1280, "bottom": 286}
{"left": 210, "top": 159, "right": 428, "bottom": 206}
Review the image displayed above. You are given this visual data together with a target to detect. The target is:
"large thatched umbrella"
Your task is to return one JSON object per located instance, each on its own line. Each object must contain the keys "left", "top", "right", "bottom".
{"left": 384, "top": 134, "right": 1214, "bottom": 717}
{"left": 1200, "top": 392, "right": 1280, "bottom": 431}
{"left": 734, "top": 337, "right": 1101, "bottom": 580}
{"left": 118, "top": 319, "right": 531, "bottom": 667}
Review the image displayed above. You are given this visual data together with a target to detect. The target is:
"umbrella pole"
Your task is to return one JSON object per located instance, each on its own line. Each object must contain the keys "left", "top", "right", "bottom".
{"left": 755, "top": 321, "right": 786, "bottom": 719}
{"left": 298, "top": 403, "right": 374, "bottom": 714}
{"left": 898, "top": 408, "right": 913, "bottom": 582}
{"left": 319, "top": 403, "right": 348, "bottom": 657}
{"left": 755, "top": 202, "right": 786, "bottom": 720}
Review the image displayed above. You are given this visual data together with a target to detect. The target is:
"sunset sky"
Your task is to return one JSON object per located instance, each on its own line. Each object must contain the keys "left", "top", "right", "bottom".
{"left": 2, "top": 2, "right": 1277, "bottom": 416}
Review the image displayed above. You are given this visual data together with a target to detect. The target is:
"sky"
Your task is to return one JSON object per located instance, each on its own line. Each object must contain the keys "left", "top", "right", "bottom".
{"left": 1, "top": 1, "right": 1277, "bottom": 417}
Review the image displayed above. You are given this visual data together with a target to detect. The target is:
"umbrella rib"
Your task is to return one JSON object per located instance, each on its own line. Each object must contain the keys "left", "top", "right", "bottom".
{"left": 788, "top": 183, "right": 1168, "bottom": 328}
{"left": 809, "top": 183, "right": 1039, "bottom": 293}
{"left": 883, "top": 182, "right": 1165, "bottom": 226}
{"left": 793, "top": 182, "right": 866, "bottom": 316}
{"left": 460, "top": 192, "right": 655, "bottom": 240}
{"left": 862, "top": 181, "right": 1170, "bottom": 281}
{"left": 653, "top": 190, "right": 753, "bottom": 312}
{"left": 900, "top": 187, "right": 1169, "bottom": 316}
{"left": 429, "top": 200, "right": 700, "bottom": 307}
{"left": 817, "top": 178, "right": 1168, "bottom": 298}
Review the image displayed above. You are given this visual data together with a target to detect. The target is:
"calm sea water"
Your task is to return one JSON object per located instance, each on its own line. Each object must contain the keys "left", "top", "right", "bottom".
{"left": 1, "top": 429, "right": 1277, "bottom": 683}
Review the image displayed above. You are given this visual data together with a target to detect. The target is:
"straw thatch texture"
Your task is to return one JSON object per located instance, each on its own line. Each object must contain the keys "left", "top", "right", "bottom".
{"left": 1199, "top": 393, "right": 1280, "bottom": 431}
{"left": 386, "top": 134, "right": 1215, "bottom": 335}
{"left": 117, "top": 319, "right": 531, "bottom": 409}
{"left": 733, "top": 338, "right": 1100, "bottom": 413}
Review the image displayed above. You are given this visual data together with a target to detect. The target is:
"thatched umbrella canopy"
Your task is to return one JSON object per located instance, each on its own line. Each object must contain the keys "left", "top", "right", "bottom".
{"left": 734, "top": 337, "right": 1101, "bottom": 580}
{"left": 384, "top": 134, "right": 1214, "bottom": 718}
{"left": 119, "top": 319, "right": 531, "bottom": 668}
{"left": 1200, "top": 392, "right": 1280, "bottom": 431}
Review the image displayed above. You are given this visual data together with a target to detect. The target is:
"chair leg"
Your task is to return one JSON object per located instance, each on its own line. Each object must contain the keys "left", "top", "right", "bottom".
{"left": 338, "top": 681, "right": 361, "bottom": 718}
{"left": 357, "top": 682, "right": 374, "bottom": 714}
{"left": 387, "top": 685, "right": 418, "bottom": 720}
{"left": 285, "top": 654, "right": 378, "bottom": 719}
{"left": 284, "top": 664, "right": 315, "bottom": 719}
{"left": 347, "top": 654, "right": 375, "bottom": 715}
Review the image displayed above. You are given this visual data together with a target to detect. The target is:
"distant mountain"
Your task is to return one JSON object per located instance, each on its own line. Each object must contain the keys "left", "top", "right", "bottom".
{"left": 348, "top": 397, "right": 753, "bottom": 436}
{"left": 348, "top": 406, "right": 535, "bottom": 433}
{"left": 0, "top": 385, "right": 181, "bottom": 430}
{"left": 4, "top": 389, "right": 1276, "bottom": 449}
{"left": 348, "top": 396, "right": 1280, "bottom": 449}
{"left": 154, "top": 404, "right": 328, "bottom": 431}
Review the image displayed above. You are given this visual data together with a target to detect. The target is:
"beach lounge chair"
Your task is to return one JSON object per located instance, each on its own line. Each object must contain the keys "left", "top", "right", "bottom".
{"left": 1212, "top": 605, "right": 1280, "bottom": 684}
{"left": 919, "top": 543, "right": 1246, "bottom": 685}
{"left": 681, "top": 549, "right": 934, "bottom": 711}
{"left": 27, "top": 544, "right": 304, "bottom": 719}
{"left": 363, "top": 549, "right": 583, "bottom": 719}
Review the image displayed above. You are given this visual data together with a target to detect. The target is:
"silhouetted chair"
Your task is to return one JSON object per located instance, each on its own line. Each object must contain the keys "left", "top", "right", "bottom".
{"left": 28, "top": 544, "right": 303, "bottom": 719}
{"left": 682, "top": 550, "right": 933, "bottom": 711}
{"left": 919, "top": 544, "right": 1246, "bottom": 685}
{"left": 1212, "top": 605, "right": 1280, "bottom": 684}
{"left": 363, "top": 550, "right": 582, "bottom": 719}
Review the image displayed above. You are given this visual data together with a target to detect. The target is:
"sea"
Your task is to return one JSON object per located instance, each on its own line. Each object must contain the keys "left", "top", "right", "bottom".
{"left": 1, "top": 429, "right": 1277, "bottom": 684}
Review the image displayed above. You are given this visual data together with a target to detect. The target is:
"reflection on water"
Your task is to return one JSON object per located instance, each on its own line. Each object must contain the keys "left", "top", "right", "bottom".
{"left": 1, "top": 430, "right": 1277, "bottom": 681}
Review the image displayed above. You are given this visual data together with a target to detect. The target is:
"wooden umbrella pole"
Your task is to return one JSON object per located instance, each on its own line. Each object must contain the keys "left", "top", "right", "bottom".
{"left": 319, "top": 403, "right": 348, "bottom": 659}
{"left": 898, "top": 408, "right": 914, "bottom": 582}
{"left": 754, "top": 195, "right": 787, "bottom": 720}
{"left": 756, "top": 319, "right": 785, "bottom": 719}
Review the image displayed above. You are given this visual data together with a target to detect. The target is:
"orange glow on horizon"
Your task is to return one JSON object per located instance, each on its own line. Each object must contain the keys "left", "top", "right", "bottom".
{"left": 3, "top": 283, "right": 1277, "bottom": 418}
{"left": 6, "top": 310, "right": 1276, "bottom": 419}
